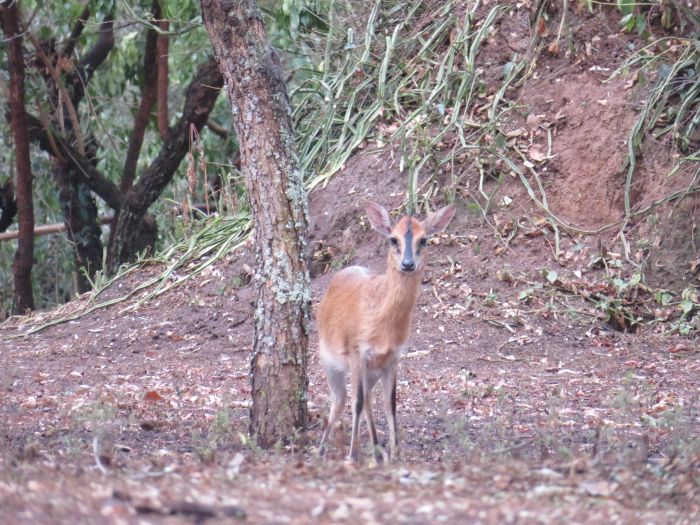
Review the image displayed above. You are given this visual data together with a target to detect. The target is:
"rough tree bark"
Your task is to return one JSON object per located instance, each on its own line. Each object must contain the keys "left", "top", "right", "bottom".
{"left": 53, "top": 158, "right": 103, "bottom": 292}
{"left": 201, "top": 0, "right": 311, "bottom": 447}
{"left": 1, "top": 0, "right": 35, "bottom": 312}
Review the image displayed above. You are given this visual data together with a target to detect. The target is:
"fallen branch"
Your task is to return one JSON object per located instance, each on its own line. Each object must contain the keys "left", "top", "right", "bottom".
{"left": 0, "top": 215, "right": 113, "bottom": 241}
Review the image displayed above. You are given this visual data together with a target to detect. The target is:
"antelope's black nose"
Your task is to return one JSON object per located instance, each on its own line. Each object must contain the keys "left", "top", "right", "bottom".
{"left": 401, "top": 260, "right": 415, "bottom": 272}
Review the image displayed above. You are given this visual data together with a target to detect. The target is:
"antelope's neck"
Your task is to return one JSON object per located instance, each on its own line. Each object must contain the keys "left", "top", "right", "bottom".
{"left": 375, "top": 264, "right": 423, "bottom": 323}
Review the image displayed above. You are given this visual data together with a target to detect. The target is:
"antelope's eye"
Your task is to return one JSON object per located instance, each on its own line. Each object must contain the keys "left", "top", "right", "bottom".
{"left": 389, "top": 237, "right": 399, "bottom": 247}
{"left": 418, "top": 237, "right": 428, "bottom": 248}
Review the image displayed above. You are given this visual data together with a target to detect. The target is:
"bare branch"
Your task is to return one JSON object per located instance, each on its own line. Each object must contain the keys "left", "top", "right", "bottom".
{"left": 206, "top": 119, "right": 229, "bottom": 140}
{"left": 121, "top": 2, "right": 160, "bottom": 192}
{"left": 25, "top": 114, "right": 123, "bottom": 211}
{"left": 60, "top": 3, "right": 90, "bottom": 59}
{"left": 107, "top": 58, "right": 223, "bottom": 272}
{"left": 28, "top": 31, "right": 86, "bottom": 155}
{"left": 131, "top": 59, "right": 223, "bottom": 207}
{"left": 66, "top": 13, "right": 115, "bottom": 107}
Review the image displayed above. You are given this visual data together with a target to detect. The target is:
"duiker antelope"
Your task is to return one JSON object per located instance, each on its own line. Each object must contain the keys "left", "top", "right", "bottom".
{"left": 317, "top": 201, "right": 456, "bottom": 462}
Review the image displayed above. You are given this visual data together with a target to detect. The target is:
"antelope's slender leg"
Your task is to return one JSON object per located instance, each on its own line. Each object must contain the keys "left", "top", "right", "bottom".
{"left": 382, "top": 365, "right": 399, "bottom": 461}
{"left": 347, "top": 362, "right": 363, "bottom": 462}
{"left": 319, "top": 361, "right": 347, "bottom": 457}
{"left": 362, "top": 371, "right": 382, "bottom": 463}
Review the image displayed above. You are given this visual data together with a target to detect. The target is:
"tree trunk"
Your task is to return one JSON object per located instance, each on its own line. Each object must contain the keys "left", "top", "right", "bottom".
{"left": 201, "top": 0, "right": 311, "bottom": 448}
{"left": 53, "top": 160, "right": 103, "bottom": 292}
{"left": 2, "top": 0, "right": 35, "bottom": 313}
{"left": 22, "top": 57, "right": 222, "bottom": 277}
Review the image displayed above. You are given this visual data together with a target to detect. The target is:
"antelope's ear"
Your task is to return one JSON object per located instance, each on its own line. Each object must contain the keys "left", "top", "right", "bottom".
{"left": 366, "top": 202, "right": 392, "bottom": 237}
{"left": 422, "top": 204, "right": 456, "bottom": 237}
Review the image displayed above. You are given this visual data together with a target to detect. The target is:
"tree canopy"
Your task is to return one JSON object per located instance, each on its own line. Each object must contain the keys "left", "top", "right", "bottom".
{"left": 0, "top": 0, "right": 236, "bottom": 314}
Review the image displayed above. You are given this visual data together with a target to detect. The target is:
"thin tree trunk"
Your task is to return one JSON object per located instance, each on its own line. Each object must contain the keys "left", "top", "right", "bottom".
{"left": 1, "top": 0, "right": 35, "bottom": 312}
{"left": 53, "top": 160, "right": 103, "bottom": 292}
{"left": 121, "top": 1, "right": 159, "bottom": 193}
{"left": 60, "top": 4, "right": 90, "bottom": 59}
{"left": 201, "top": 0, "right": 311, "bottom": 448}
{"left": 156, "top": 17, "right": 170, "bottom": 139}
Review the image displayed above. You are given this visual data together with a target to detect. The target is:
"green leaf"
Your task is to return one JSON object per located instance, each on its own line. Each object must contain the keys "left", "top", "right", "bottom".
{"left": 654, "top": 290, "right": 674, "bottom": 306}
{"left": 640, "top": 414, "right": 658, "bottom": 427}
{"left": 494, "top": 133, "right": 506, "bottom": 150}
{"left": 617, "top": 0, "right": 635, "bottom": 16}
{"left": 289, "top": 6, "right": 300, "bottom": 39}
{"left": 680, "top": 300, "right": 695, "bottom": 315}
{"left": 503, "top": 61, "right": 517, "bottom": 78}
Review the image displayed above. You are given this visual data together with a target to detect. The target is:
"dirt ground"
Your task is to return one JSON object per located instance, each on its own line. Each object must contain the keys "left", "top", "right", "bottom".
{"left": 2, "top": 3, "right": 699, "bottom": 524}
{"left": 2, "top": 156, "right": 699, "bottom": 523}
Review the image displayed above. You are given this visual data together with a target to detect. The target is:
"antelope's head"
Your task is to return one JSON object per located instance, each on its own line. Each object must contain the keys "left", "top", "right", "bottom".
{"left": 366, "top": 202, "right": 456, "bottom": 274}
